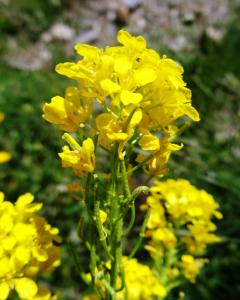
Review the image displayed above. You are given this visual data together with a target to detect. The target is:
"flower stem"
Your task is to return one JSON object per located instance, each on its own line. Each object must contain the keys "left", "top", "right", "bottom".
{"left": 129, "top": 211, "right": 150, "bottom": 259}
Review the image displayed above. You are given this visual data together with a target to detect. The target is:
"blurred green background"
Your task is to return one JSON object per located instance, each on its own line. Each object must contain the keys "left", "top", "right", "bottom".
{"left": 0, "top": 0, "right": 240, "bottom": 299}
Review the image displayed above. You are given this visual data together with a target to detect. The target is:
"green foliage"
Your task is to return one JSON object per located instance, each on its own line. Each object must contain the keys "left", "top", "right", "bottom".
{"left": 0, "top": 0, "right": 66, "bottom": 38}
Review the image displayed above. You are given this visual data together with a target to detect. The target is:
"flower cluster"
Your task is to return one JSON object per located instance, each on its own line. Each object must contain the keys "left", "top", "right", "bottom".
{"left": 118, "top": 258, "right": 166, "bottom": 300}
{"left": 43, "top": 29, "right": 199, "bottom": 176}
{"left": 143, "top": 179, "right": 222, "bottom": 283}
{"left": 0, "top": 192, "right": 61, "bottom": 300}
{"left": 84, "top": 257, "right": 166, "bottom": 300}
{"left": 41, "top": 29, "right": 220, "bottom": 298}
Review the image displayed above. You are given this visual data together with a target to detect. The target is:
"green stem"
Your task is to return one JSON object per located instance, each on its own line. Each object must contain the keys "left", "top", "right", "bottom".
{"left": 109, "top": 145, "right": 121, "bottom": 298}
{"left": 129, "top": 211, "right": 150, "bottom": 259}
{"left": 90, "top": 239, "right": 96, "bottom": 285}
{"left": 94, "top": 194, "right": 112, "bottom": 259}
{"left": 121, "top": 186, "right": 149, "bottom": 236}
{"left": 67, "top": 240, "right": 88, "bottom": 284}
{"left": 102, "top": 277, "right": 117, "bottom": 298}
{"left": 124, "top": 204, "right": 135, "bottom": 236}
{"left": 127, "top": 152, "right": 155, "bottom": 174}
{"left": 121, "top": 160, "right": 131, "bottom": 201}
{"left": 84, "top": 173, "right": 94, "bottom": 222}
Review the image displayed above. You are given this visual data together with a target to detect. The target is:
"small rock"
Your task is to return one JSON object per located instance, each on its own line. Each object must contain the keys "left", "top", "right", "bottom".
{"left": 73, "top": 29, "right": 99, "bottom": 44}
{"left": 206, "top": 26, "right": 225, "bottom": 42}
{"left": 169, "top": 35, "right": 187, "bottom": 51}
{"left": 50, "top": 23, "right": 75, "bottom": 41}
{"left": 121, "top": 0, "right": 142, "bottom": 9}
{"left": 182, "top": 12, "right": 195, "bottom": 24}
{"left": 5, "top": 41, "right": 52, "bottom": 70}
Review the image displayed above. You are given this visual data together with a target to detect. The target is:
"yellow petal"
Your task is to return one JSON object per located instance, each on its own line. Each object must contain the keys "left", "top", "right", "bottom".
{"left": 96, "top": 113, "right": 113, "bottom": 130}
{"left": 3, "top": 236, "right": 16, "bottom": 251}
{"left": 74, "top": 44, "right": 101, "bottom": 58}
{"left": 99, "top": 210, "right": 107, "bottom": 224}
{"left": 15, "top": 278, "right": 38, "bottom": 299}
{"left": 139, "top": 133, "right": 160, "bottom": 151}
{"left": 32, "top": 247, "right": 48, "bottom": 262}
{"left": 108, "top": 132, "right": 128, "bottom": 141}
{"left": 0, "top": 282, "right": 9, "bottom": 300}
{"left": 117, "top": 29, "right": 132, "bottom": 45}
{"left": 100, "top": 79, "right": 121, "bottom": 94}
{"left": 120, "top": 90, "right": 143, "bottom": 105}
{"left": 130, "top": 108, "right": 143, "bottom": 127}
{"left": 58, "top": 147, "right": 79, "bottom": 166}
{"left": 0, "top": 213, "right": 13, "bottom": 234}
{"left": 183, "top": 105, "right": 200, "bottom": 121}
{"left": 55, "top": 62, "right": 89, "bottom": 80}
{"left": 181, "top": 255, "right": 194, "bottom": 264}
{"left": 0, "top": 257, "right": 11, "bottom": 277}
{"left": 42, "top": 96, "right": 67, "bottom": 124}
{"left": 167, "top": 143, "right": 183, "bottom": 151}
{"left": 114, "top": 56, "right": 132, "bottom": 75}
{"left": 13, "top": 246, "right": 31, "bottom": 269}
{"left": 134, "top": 67, "right": 157, "bottom": 86}
{"left": 0, "top": 151, "right": 11, "bottom": 164}
{"left": 82, "top": 138, "right": 95, "bottom": 153}
{"left": 16, "top": 193, "right": 34, "bottom": 207}
{"left": 154, "top": 284, "right": 167, "bottom": 297}
{"left": 0, "top": 192, "right": 4, "bottom": 203}
{"left": 117, "top": 29, "right": 146, "bottom": 50}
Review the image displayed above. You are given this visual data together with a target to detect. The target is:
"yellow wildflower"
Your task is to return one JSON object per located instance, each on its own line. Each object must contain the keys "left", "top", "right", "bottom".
{"left": 87, "top": 257, "right": 167, "bottom": 300}
{"left": 99, "top": 210, "right": 107, "bottom": 224}
{"left": 0, "top": 151, "right": 11, "bottom": 164}
{"left": 118, "top": 258, "right": 167, "bottom": 300}
{"left": 143, "top": 179, "right": 221, "bottom": 284}
{"left": 43, "top": 86, "right": 92, "bottom": 132}
{"left": 58, "top": 133, "right": 95, "bottom": 176}
{"left": 181, "top": 255, "right": 208, "bottom": 283}
{"left": 137, "top": 132, "right": 183, "bottom": 176}
{"left": 96, "top": 108, "right": 142, "bottom": 159}
{"left": 45, "top": 29, "right": 199, "bottom": 163}
{"left": 0, "top": 192, "right": 61, "bottom": 300}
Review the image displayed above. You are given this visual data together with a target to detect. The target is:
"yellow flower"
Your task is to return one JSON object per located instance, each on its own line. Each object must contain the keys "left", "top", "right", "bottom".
{"left": 0, "top": 192, "right": 61, "bottom": 300}
{"left": 119, "top": 258, "right": 167, "bottom": 300}
{"left": 151, "top": 227, "right": 177, "bottom": 249}
{"left": 43, "top": 87, "right": 92, "bottom": 132}
{"left": 0, "top": 282, "right": 9, "bottom": 300}
{"left": 181, "top": 255, "right": 208, "bottom": 283}
{"left": 15, "top": 278, "right": 38, "bottom": 299}
{"left": 89, "top": 257, "right": 167, "bottom": 300}
{"left": 32, "top": 286, "right": 60, "bottom": 300}
{"left": 59, "top": 133, "right": 95, "bottom": 176}
{"left": 149, "top": 179, "right": 222, "bottom": 225}
{"left": 117, "top": 29, "right": 146, "bottom": 52}
{"left": 137, "top": 133, "right": 183, "bottom": 176}
{"left": 43, "top": 29, "right": 200, "bottom": 165}
{"left": 143, "top": 178, "right": 221, "bottom": 285}
{"left": 138, "top": 129, "right": 160, "bottom": 151}
{"left": 99, "top": 210, "right": 107, "bottom": 224}
{"left": 0, "top": 151, "right": 11, "bottom": 164}
{"left": 96, "top": 108, "right": 142, "bottom": 159}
